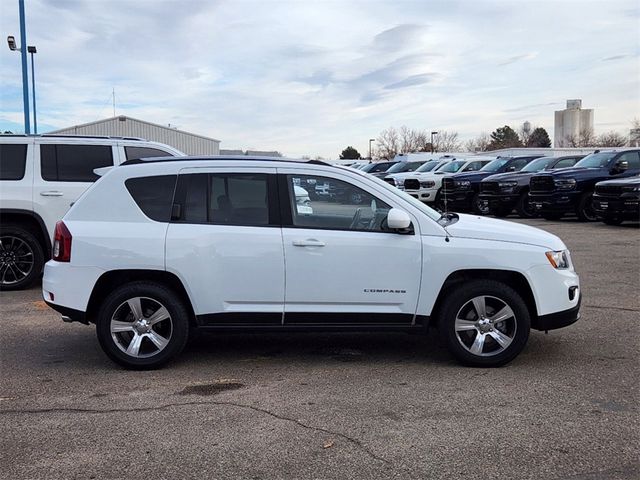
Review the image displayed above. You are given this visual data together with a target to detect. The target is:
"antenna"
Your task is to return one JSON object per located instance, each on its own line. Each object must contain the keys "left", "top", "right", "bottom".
{"left": 112, "top": 87, "right": 115, "bottom": 116}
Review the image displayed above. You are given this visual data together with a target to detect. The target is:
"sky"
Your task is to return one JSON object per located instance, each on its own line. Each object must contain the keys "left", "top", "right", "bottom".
{"left": 1, "top": 0, "right": 639, "bottom": 158}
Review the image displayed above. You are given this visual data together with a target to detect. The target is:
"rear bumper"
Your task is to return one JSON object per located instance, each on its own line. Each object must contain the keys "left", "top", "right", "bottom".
{"left": 44, "top": 301, "right": 88, "bottom": 324}
{"left": 42, "top": 261, "right": 104, "bottom": 313}
{"left": 533, "top": 294, "right": 581, "bottom": 331}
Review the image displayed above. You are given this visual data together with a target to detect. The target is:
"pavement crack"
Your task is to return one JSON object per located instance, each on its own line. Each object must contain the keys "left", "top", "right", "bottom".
{"left": 0, "top": 400, "right": 391, "bottom": 466}
{"left": 584, "top": 304, "right": 639, "bottom": 313}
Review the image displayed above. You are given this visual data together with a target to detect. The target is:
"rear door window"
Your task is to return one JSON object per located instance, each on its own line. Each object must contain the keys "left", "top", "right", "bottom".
{"left": 174, "top": 173, "right": 277, "bottom": 226}
{"left": 0, "top": 143, "right": 27, "bottom": 180}
{"left": 40, "top": 144, "right": 113, "bottom": 182}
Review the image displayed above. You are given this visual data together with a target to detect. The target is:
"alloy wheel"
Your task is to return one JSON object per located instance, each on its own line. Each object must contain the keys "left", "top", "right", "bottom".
{"left": 0, "top": 236, "right": 34, "bottom": 286}
{"left": 454, "top": 295, "right": 517, "bottom": 357}
{"left": 110, "top": 297, "right": 173, "bottom": 358}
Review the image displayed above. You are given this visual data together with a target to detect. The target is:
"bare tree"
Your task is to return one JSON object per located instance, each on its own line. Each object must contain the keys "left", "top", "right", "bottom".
{"left": 597, "top": 131, "right": 627, "bottom": 147}
{"left": 564, "top": 127, "right": 597, "bottom": 147}
{"left": 465, "top": 132, "right": 491, "bottom": 152}
{"left": 433, "top": 131, "right": 462, "bottom": 152}
{"left": 376, "top": 127, "right": 400, "bottom": 160}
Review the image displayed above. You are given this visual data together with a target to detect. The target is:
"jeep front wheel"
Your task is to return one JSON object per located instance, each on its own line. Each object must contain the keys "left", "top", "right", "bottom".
{"left": 438, "top": 280, "right": 530, "bottom": 367}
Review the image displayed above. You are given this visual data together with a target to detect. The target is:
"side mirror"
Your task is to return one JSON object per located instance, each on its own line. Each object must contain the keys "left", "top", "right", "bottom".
{"left": 614, "top": 160, "right": 628, "bottom": 172}
{"left": 387, "top": 208, "right": 412, "bottom": 231}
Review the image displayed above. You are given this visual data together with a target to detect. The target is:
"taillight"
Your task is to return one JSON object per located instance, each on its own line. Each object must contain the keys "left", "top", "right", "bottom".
{"left": 52, "top": 221, "right": 72, "bottom": 262}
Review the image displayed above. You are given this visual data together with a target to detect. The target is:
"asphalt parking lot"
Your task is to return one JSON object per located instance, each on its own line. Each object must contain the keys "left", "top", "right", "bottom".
{"left": 1, "top": 218, "right": 638, "bottom": 480}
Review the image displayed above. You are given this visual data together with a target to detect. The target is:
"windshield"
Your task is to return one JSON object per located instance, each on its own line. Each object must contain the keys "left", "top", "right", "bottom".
{"left": 385, "top": 161, "right": 423, "bottom": 173}
{"left": 480, "top": 158, "right": 509, "bottom": 172}
{"left": 438, "top": 160, "right": 466, "bottom": 173}
{"left": 415, "top": 160, "right": 439, "bottom": 172}
{"left": 521, "top": 157, "right": 555, "bottom": 172}
{"left": 360, "top": 162, "right": 391, "bottom": 173}
{"left": 574, "top": 152, "right": 617, "bottom": 168}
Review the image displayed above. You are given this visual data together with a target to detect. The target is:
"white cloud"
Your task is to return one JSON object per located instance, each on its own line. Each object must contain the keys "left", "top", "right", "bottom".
{"left": 0, "top": 0, "right": 638, "bottom": 156}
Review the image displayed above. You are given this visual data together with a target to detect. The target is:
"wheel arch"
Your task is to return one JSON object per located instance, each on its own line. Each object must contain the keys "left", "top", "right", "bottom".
{"left": 430, "top": 269, "right": 538, "bottom": 327}
{"left": 0, "top": 209, "right": 51, "bottom": 258}
{"left": 86, "top": 269, "right": 196, "bottom": 325}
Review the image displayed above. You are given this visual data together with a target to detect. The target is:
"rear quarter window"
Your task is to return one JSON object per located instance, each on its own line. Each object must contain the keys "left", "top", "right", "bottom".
{"left": 0, "top": 143, "right": 28, "bottom": 180}
{"left": 125, "top": 146, "right": 175, "bottom": 161}
{"left": 125, "top": 175, "right": 177, "bottom": 222}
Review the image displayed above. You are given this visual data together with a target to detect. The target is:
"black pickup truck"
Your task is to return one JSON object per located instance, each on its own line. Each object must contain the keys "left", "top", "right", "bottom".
{"left": 593, "top": 176, "right": 640, "bottom": 225}
{"left": 439, "top": 155, "right": 543, "bottom": 214}
{"left": 479, "top": 155, "right": 584, "bottom": 218}
{"left": 529, "top": 150, "right": 640, "bottom": 221}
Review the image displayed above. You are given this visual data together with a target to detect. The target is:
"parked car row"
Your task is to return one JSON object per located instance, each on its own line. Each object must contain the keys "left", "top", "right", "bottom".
{"left": 367, "top": 150, "right": 639, "bottom": 226}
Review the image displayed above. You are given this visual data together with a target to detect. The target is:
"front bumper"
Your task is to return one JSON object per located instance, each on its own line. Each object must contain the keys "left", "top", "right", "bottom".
{"left": 533, "top": 294, "right": 581, "bottom": 331}
{"left": 405, "top": 187, "right": 438, "bottom": 202}
{"left": 528, "top": 191, "right": 581, "bottom": 214}
{"left": 478, "top": 193, "right": 519, "bottom": 212}
{"left": 439, "top": 189, "right": 474, "bottom": 210}
{"left": 593, "top": 194, "right": 640, "bottom": 220}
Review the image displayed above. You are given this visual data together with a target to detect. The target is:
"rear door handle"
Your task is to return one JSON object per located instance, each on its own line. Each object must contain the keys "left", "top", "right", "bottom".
{"left": 40, "top": 191, "right": 64, "bottom": 197}
{"left": 292, "top": 239, "right": 325, "bottom": 247}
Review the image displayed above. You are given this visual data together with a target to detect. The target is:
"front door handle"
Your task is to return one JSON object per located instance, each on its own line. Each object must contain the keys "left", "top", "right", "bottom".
{"left": 292, "top": 239, "right": 326, "bottom": 247}
{"left": 40, "top": 191, "right": 64, "bottom": 197}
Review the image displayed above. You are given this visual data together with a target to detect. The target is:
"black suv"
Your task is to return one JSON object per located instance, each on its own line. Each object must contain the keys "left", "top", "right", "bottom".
{"left": 593, "top": 176, "right": 640, "bottom": 225}
{"left": 439, "top": 155, "right": 543, "bottom": 214}
{"left": 529, "top": 150, "right": 640, "bottom": 221}
{"left": 479, "top": 155, "right": 583, "bottom": 218}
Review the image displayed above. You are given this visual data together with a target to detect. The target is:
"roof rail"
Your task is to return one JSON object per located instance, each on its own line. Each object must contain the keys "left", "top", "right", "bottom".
{"left": 120, "top": 155, "right": 332, "bottom": 167}
{"left": 40, "top": 134, "right": 147, "bottom": 141}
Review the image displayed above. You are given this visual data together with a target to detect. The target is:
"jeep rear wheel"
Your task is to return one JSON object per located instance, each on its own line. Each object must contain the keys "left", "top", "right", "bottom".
{"left": 0, "top": 225, "right": 44, "bottom": 291}
{"left": 96, "top": 282, "right": 190, "bottom": 370}
{"left": 438, "top": 280, "right": 530, "bottom": 367}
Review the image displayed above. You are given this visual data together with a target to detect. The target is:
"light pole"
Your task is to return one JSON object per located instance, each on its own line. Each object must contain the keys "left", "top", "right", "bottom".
{"left": 368, "top": 138, "right": 375, "bottom": 160}
{"left": 6, "top": 0, "right": 31, "bottom": 134}
{"left": 431, "top": 131, "right": 439, "bottom": 153}
{"left": 27, "top": 45, "right": 37, "bottom": 134}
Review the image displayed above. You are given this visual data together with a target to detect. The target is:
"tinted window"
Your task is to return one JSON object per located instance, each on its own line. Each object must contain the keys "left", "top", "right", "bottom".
{"left": 41, "top": 144, "right": 113, "bottom": 182}
{"left": 125, "top": 175, "right": 177, "bottom": 222}
{"left": 462, "top": 161, "right": 484, "bottom": 172}
{"left": 125, "top": 146, "right": 175, "bottom": 161}
{"left": 553, "top": 157, "right": 580, "bottom": 169}
{"left": 0, "top": 143, "right": 27, "bottom": 180}
{"left": 288, "top": 175, "right": 391, "bottom": 232}
{"left": 176, "top": 173, "right": 271, "bottom": 226}
{"left": 575, "top": 152, "right": 617, "bottom": 168}
{"left": 509, "top": 158, "right": 530, "bottom": 171}
{"left": 616, "top": 151, "right": 640, "bottom": 169}
{"left": 481, "top": 159, "right": 509, "bottom": 172}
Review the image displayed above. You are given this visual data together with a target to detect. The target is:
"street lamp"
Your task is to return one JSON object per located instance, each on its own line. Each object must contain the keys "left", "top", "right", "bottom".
{"left": 27, "top": 45, "right": 37, "bottom": 134}
{"left": 7, "top": 0, "right": 31, "bottom": 134}
{"left": 368, "top": 138, "right": 375, "bottom": 160}
{"left": 431, "top": 131, "right": 439, "bottom": 153}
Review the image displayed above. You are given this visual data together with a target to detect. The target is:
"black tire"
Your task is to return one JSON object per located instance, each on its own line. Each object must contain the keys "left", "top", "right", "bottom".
{"left": 472, "top": 193, "right": 489, "bottom": 215}
{"left": 516, "top": 191, "right": 536, "bottom": 218}
{"left": 543, "top": 212, "right": 563, "bottom": 220}
{"left": 0, "top": 224, "right": 45, "bottom": 291}
{"left": 96, "top": 282, "right": 190, "bottom": 370}
{"left": 434, "top": 190, "right": 446, "bottom": 212}
{"left": 603, "top": 216, "right": 624, "bottom": 226}
{"left": 438, "top": 280, "right": 530, "bottom": 367}
{"left": 576, "top": 191, "right": 597, "bottom": 222}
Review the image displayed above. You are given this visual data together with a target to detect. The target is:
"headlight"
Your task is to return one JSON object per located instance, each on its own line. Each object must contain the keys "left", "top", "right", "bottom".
{"left": 394, "top": 178, "right": 403, "bottom": 186}
{"left": 622, "top": 185, "right": 640, "bottom": 192}
{"left": 554, "top": 178, "right": 577, "bottom": 190}
{"left": 456, "top": 180, "right": 471, "bottom": 188}
{"left": 420, "top": 180, "right": 435, "bottom": 188}
{"left": 498, "top": 181, "right": 518, "bottom": 188}
{"left": 545, "top": 250, "right": 570, "bottom": 269}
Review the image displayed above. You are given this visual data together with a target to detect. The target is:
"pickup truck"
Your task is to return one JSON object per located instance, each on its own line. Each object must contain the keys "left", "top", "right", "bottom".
{"left": 529, "top": 150, "right": 640, "bottom": 221}
{"left": 593, "top": 176, "right": 640, "bottom": 225}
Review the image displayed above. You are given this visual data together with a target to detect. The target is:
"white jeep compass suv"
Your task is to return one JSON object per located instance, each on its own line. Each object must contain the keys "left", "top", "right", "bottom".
{"left": 43, "top": 156, "right": 581, "bottom": 369}
{"left": 0, "top": 135, "right": 184, "bottom": 290}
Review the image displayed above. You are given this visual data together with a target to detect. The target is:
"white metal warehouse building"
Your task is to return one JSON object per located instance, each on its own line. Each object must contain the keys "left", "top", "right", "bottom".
{"left": 49, "top": 116, "right": 220, "bottom": 155}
